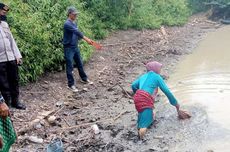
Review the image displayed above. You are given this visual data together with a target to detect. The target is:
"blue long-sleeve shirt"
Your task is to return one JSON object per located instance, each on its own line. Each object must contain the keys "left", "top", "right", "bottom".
{"left": 63, "top": 19, "right": 84, "bottom": 48}
{"left": 131, "top": 71, "right": 178, "bottom": 106}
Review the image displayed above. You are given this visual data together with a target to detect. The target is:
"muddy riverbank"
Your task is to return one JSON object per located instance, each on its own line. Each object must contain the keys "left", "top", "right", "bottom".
{"left": 167, "top": 25, "right": 230, "bottom": 152}
{"left": 11, "top": 14, "right": 221, "bottom": 152}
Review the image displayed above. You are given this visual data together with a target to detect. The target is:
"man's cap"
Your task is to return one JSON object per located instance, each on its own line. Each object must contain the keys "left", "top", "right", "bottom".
{"left": 67, "top": 6, "right": 79, "bottom": 15}
{"left": 0, "top": 3, "right": 9, "bottom": 11}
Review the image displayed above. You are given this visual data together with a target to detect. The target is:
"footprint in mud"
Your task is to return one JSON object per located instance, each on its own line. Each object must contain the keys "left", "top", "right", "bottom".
{"left": 103, "top": 143, "right": 125, "bottom": 152}
{"left": 100, "top": 124, "right": 124, "bottom": 138}
{"left": 110, "top": 127, "right": 124, "bottom": 138}
{"left": 121, "top": 130, "right": 140, "bottom": 143}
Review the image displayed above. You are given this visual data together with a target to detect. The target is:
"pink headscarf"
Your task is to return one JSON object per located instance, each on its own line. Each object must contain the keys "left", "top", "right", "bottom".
{"left": 145, "top": 61, "right": 162, "bottom": 74}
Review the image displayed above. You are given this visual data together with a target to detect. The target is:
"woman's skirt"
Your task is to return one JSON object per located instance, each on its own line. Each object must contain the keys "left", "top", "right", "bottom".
{"left": 137, "top": 108, "right": 154, "bottom": 129}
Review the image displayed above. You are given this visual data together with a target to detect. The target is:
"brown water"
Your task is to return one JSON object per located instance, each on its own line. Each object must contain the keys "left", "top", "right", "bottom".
{"left": 168, "top": 25, "right": 230, "bottom": 151}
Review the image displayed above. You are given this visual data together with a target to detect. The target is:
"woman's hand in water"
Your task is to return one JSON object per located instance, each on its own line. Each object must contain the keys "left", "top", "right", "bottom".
{"left": 175, "top": 104, "right": 191, "bottom": 120}
{"left": 178, "top": 110, "right": 191, "bottom": 119}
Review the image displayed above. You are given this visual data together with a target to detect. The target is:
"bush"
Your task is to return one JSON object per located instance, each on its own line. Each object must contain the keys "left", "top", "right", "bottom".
{"left": 82, "top": 0, "right": 191, "bottom": 31}
{"left": 131, "top": 0, "right": 190, "bottom": 27}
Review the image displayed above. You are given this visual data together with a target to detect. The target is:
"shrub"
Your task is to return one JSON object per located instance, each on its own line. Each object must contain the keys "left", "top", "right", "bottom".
{"left": 82, "top": 0, "right": 191, "bottom": 30}
{"left": 129, "top": 0, "right": 190, "bottom": 28}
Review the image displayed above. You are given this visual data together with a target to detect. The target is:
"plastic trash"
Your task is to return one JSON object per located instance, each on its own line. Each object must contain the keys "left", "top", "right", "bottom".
{"left": 27, "top": 136, "right": 43, "bottom": 144}
{"left": 47, "top": 116, "right": 56, "bottom": 124}
{"left": 46, "top": 138, "right": 63, "bottom": 152}
{"left": 91, "top": 124, "right": 100, "bottom": 134}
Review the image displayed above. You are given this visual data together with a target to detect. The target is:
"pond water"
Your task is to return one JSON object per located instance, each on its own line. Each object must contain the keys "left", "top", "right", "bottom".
{"left": 168, "top": 25, "right": 230, "bottom": 151}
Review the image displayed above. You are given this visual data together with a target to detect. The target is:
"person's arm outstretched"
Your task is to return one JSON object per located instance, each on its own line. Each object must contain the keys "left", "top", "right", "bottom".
{"left": 157, "top": 75, "right": 191, "bottom": 119}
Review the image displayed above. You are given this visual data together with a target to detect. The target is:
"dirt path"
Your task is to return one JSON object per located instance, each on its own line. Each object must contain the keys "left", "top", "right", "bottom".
{"left": 11, "top": 14, "right": 220, "bottom": 152}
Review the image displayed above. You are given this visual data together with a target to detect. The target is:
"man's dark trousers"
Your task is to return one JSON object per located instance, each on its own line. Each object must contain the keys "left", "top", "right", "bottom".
{"left": 64, "top": 47, "right": 87, "bottom": 87}
{"left": 0, "top": 60, "right": 19, "bottom": 106}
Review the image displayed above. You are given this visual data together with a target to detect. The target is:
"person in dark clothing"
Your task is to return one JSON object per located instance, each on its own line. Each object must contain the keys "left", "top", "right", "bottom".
{"left": 0, "top": 3, "right": 26, "bottom": 110}
{"left": 63, "top": 6, "right": 93, "bottom": 92}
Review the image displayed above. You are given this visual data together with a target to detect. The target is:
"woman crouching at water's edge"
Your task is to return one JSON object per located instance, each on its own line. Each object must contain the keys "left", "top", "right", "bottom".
{"left": 131, "top": 61, "right": 191, "bottom": 139}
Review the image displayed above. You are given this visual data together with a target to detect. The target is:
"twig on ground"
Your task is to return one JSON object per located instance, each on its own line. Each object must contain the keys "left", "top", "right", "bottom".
{"left": 12, "top": 116, "right": 29, "bottom": 122}
{"left": 107, "top": 83, "right": 119, "bottom": 91}
{"left": 104, "top": 141, "right": 110, "bottom": 152}
{"left": 127, "top": 52, "right": 132, "bottom": 58}
{"left": 113, "top": 111, "right": 127, "bottom": 121}
{"left": 74, "top": 132, "right": 94, "bottom": 143}
{"left": 21, "top": 91, "right": 46, "bottom": 94}
{"left": 53, "top": 106, "right": 65, "bottom": 116}
{"left": 118, "top": 84, "right": 133, "bottom": 99}
{"left": 63, "top": 118, "right": 71, "bottom": 127}
{"left": 52, "top": 111, "right": 128, "bottom": 133}
{"left": 17, "top": 107, "right": 63, "bottom": 135}
{"left": 102, "top": 41, "right": 134, "bottom": 47}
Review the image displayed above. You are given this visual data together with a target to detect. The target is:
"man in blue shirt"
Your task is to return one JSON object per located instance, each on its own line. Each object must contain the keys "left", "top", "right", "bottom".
{"left": 63, "top": 6, "right": 93, "bottom": 92}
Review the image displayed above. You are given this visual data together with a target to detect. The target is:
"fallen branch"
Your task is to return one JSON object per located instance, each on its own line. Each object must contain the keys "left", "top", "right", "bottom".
{"left": 12, "top": 115, "right": 29, "bottom": 122}
{"left": 118, "top": 84, "right": 133, "bottom": 99}
{"left": 21, "top": 91, "right": 46, "bottom": 94}
{"left": 205, "top": 20, "right": 218, "bottom": 24}
{"left": 17, "top": 108, "right": 61, "bottom": 135}
{"left": 53, "top": 106, "right": 65, "bottom": 116}
{"left": 107, "top": 83, "right": 119, "bottom": 91}
{"left": 63, "top": 118, "right": 71, "bottom": 127}
{"left": 52, "top": 111, "right": 128, "bottom": 133}
{"left": 127, "top": 52, "right": 132, "bottom": 58}
{"left": 102, "top": 41, "right": 135, "bottom": 47}
{"left": 113, "top": 111, "right": 127, "bottom": 121}
{"left": 74, "top": 132, "right": 94, "bottom": 143}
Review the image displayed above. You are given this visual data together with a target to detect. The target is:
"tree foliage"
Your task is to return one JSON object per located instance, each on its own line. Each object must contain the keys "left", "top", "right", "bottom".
{"left": 82, "top": 0, "right": 190, "bottom": 38}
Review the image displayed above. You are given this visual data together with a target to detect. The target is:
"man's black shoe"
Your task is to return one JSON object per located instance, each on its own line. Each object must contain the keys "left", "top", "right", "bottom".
{"left": 12, "top": 102, "right": 26, "bottom": 110}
